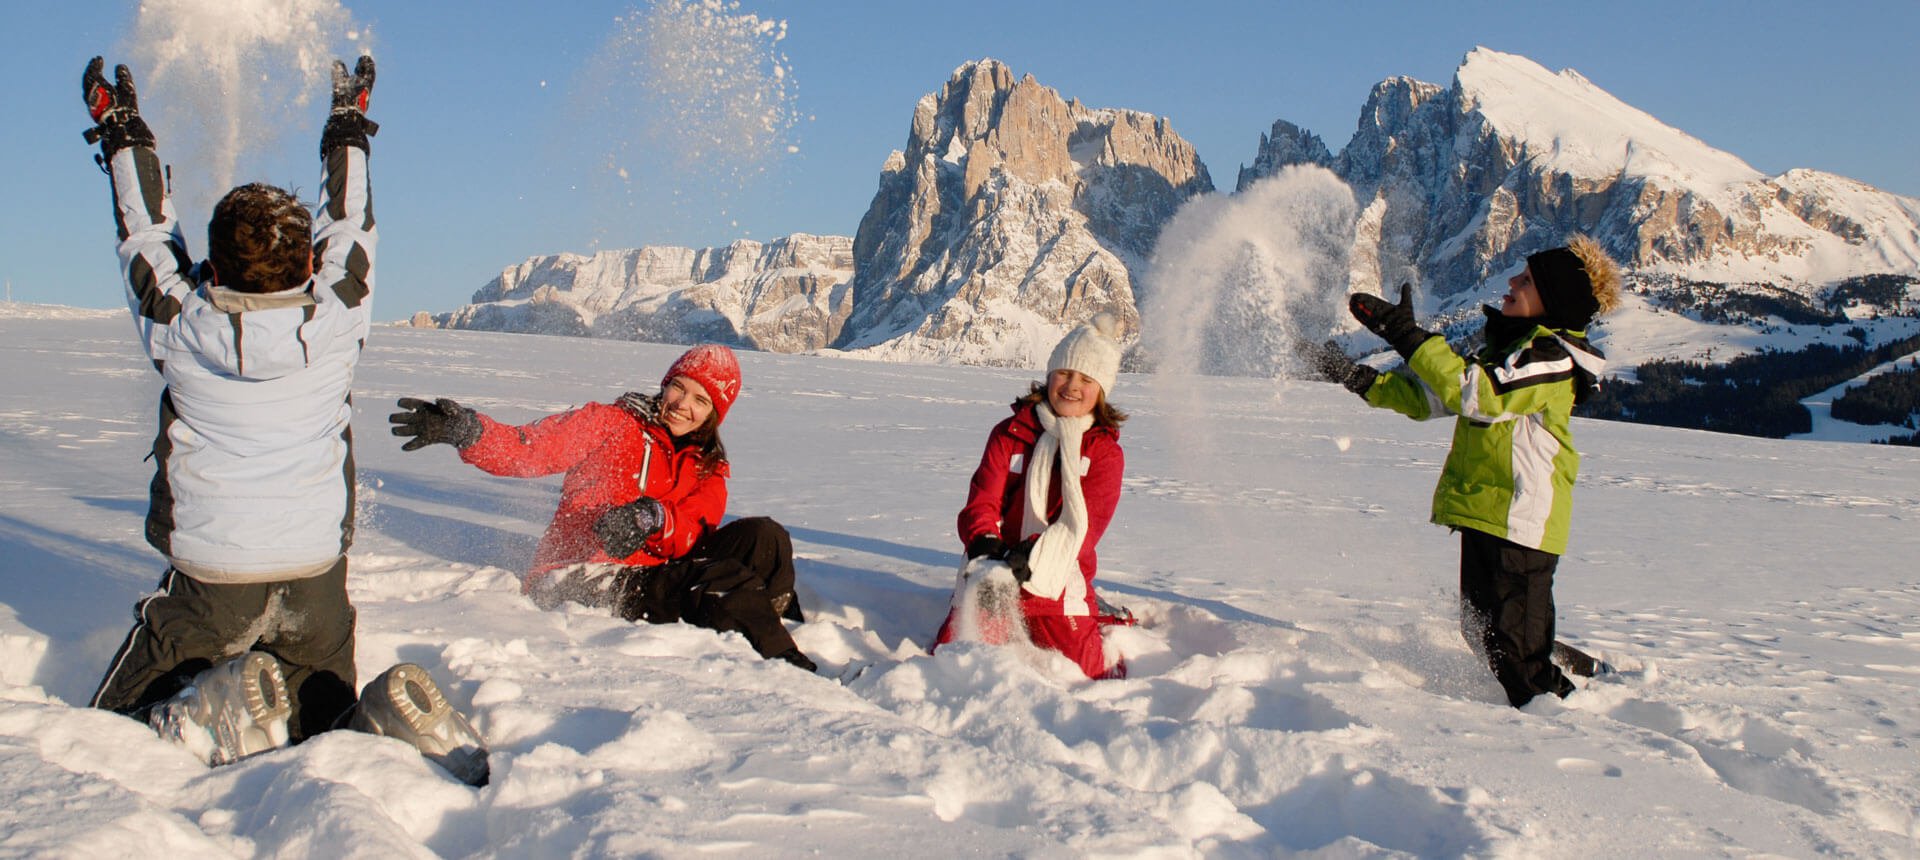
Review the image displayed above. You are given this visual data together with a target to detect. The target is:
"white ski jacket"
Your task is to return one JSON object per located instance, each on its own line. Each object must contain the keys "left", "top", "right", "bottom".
{"left": 109, "top": 140, "right": 375, "bottom": 583}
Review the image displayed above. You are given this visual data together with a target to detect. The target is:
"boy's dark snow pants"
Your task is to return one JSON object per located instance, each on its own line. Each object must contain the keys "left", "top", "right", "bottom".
{"left": 1457, "top": 529, "right": 1576, "bottom": 708}
{"left": 90, "top": 557, "right": 358, "bottom": 741}
{"left": 613, "top": 517, "right": 805, "bottom": 661}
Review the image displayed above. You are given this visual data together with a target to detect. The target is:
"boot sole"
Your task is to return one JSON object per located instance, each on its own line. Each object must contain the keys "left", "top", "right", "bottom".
{"left": 151, "top": 651, "right": 291, "bottom": 766}
{"left": 354, "top": 663, "right": 490, "bottom": 786}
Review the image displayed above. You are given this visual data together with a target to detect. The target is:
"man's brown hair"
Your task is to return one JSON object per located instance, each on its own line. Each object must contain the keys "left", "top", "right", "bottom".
{"left": 207, "top": 183, "right": 311, "bottom": 293}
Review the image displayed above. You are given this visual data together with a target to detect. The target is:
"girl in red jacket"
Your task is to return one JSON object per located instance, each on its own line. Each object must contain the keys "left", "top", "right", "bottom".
{"left": 390, "top": 345, "right": 814, "bottom": 671}
{"left": 935, "top": 315, "right": 1129, "bottom": 679}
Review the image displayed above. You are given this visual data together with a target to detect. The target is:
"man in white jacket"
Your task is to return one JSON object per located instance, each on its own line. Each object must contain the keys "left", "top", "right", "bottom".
{"left": 82, "top": 55, "right": 379, "bottom": 761}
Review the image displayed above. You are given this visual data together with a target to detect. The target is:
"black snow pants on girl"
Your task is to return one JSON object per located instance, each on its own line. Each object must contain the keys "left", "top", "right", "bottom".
{"left": 613, "top": 517, "right": 810, "bottom": 667}
{"left": 1457, "top": 528, "right": 1576, "bottom": 708}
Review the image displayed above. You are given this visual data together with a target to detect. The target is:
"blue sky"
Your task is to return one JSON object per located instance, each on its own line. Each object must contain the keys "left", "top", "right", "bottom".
{"left": 4, "top": 1, "right": 1916, "bottom": 320}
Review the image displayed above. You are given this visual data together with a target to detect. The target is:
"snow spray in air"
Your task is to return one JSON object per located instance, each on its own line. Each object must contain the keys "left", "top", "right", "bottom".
{"left": 128, "top": 0, "right": 367, "bottom": 220}
{"left": 1139, "top": 165, "right": 1359, "bottom": 380}
{"left": 570, "top": 0, "right": 799, "bottom": 238}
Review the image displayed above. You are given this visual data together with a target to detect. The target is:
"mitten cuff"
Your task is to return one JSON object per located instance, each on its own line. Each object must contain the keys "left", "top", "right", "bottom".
{"left": 321, "top": 112, "right": 377, "bottom": 157}
{"left": 1344, "top": 364, "right": 1380, "bottom": 397}
{"left": 1388, "top": 328, "right": 1436, "bottom": 360}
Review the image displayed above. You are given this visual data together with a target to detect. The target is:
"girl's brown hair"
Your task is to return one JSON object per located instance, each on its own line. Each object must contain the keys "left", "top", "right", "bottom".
{"left": 673, "top": 410, "right": 729, "bottom": 477}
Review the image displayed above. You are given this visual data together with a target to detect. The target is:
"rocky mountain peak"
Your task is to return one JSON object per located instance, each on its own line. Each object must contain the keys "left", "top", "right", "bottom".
{"left": 1235, "top": 119, "right": 1331, "bottom": 192}
{"left": 831, "top": 58, "right": 1212, "bottom": 365}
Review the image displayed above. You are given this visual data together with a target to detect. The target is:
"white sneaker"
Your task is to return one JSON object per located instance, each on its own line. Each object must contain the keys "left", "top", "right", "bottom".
{"left": 148, "top": 651, "right": 292, "bottom": 766}
{"left": 350, "top": 663, "right": 489, "bottom": 786}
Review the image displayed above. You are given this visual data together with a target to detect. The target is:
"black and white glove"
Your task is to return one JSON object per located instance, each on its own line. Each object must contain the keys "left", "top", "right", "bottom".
{"left": 1002, "top": 537, "right": 1036, "bottom": 584}
{"left": 81, "top": 57, "right": 155, "bottom": 157}
{"left": 594, "top": 498, "right": 665, "bottom": 559}
{"left": 1349, "top": 283, "right": 1434, "bottom": 359}
{"left": 388, "top": 397, "right": 482, "bottom": 451}
{"left": 321, "top": 55, "right": 378, "bottom": 156}
{"left": 965, "top": 534, "right": 1007, "bottom": 561}
{"left": 1303, "top": 340, "right": 1378, "bottom": 397}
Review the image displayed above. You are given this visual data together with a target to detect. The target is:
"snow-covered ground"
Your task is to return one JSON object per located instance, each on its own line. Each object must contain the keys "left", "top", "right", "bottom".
{"left": 2, "top": 307, "right": 1917, "bottom": 857}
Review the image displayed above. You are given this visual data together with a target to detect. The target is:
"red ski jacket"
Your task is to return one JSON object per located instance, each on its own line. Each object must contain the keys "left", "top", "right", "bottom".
{"left": 957, "top": 402, "right": 1123, "bottom": 615}
{"left": 459, "top": 400, "right": 728, "bottom": 588}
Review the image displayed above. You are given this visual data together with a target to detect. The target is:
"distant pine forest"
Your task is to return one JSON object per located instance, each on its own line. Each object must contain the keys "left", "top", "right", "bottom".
{"left": 1576, "top": 334, "right": 1920, "bottom": 443}
{"left": 1573, "top": 275, "right": 1920, "bottom": 444}
{"left": 1559, "top": 274, "right": 1920, "bottom": 443}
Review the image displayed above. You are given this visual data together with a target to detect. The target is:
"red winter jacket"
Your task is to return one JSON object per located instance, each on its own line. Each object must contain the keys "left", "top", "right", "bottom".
{"left": 957, "top": 402, "right": 1123, "bottom": 616}
{"left": 459, "top": 400, "right": 728, "bottom": 590}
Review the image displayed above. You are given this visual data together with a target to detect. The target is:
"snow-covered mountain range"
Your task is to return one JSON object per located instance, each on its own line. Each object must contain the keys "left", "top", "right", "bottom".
{"left": 1239, "top": 48, "right": 1920, "bottom": 309}
{"left": 427, "top": 49, "right": 1920, "bottom": 385}
{"left": 425, "top": 235, "right": 853, "bottom": 354}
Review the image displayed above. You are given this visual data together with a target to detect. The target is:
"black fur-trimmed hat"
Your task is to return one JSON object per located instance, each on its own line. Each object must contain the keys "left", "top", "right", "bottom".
{"left": 1526, "top": 235, "right": 1621, "bottom": 329}
{"left": 1526, "top": 247, "right": 1598, "bottom": 329}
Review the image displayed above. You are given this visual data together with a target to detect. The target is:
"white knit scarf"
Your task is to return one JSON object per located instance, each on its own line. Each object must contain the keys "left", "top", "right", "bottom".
{"left": 1020, "top": 403, "right": 1094, "bottom": 599}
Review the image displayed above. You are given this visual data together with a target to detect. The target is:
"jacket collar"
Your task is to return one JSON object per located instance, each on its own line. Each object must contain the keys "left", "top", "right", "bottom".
{"left": 1480, "top": 305, "right": 1608, "bottom": 398}
{"left": 621, "top": 391, "right": 731, "bottom": 475}
{"left": 203, "top": 283, "right": 317, "bottom": 314}
{"left": 1482, "top": 305, "right": 1605, "bottom": 358}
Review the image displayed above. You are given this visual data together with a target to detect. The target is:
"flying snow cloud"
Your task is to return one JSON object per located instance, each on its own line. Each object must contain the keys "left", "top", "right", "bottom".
{"left": 569, "top": 0, "right": 800, "bottom": 235}
{"left": 1140, "top": 165, "right": 1359, "bottom": 380}
{"left": 128, "top": 0, "right": 368, "bottom": 220}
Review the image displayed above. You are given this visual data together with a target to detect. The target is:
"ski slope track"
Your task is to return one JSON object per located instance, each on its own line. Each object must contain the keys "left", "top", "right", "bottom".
{"left": 1, "top": 307, "right": 1916, "bottom": 857}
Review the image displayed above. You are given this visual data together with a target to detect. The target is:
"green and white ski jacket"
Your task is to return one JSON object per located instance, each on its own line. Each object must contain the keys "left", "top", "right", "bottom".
{"left": 1362, "top": 318, "right": 1605, "bottom": 555}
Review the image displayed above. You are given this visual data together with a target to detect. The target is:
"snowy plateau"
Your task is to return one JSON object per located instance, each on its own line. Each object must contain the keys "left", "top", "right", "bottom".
{"left": 428, "top": 49, "right": 1920, "bottom": 403}
{"left": 2, "top": 305, "right": 1917, "bottom": 857}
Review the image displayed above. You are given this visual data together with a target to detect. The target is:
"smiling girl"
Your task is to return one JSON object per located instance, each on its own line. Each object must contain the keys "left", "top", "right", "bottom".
{"left": 935, "top": 314, "right": 1131, "bottom": 679}
{"left": 390, "top": 344, "right": 814, "bottom": 670}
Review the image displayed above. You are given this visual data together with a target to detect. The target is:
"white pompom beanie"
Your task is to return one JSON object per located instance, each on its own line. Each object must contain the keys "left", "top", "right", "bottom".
{"left": 1047, "top": 313, "right": 1123, "bottom": 395}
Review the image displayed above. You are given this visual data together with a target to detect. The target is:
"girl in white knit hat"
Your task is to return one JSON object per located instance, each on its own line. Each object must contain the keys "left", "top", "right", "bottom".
{"left": 933, "top": 314, "right": 1131, "bottom": 679}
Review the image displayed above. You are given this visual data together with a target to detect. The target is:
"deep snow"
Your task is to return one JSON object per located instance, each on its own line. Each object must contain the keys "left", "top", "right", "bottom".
{"left": 1, "top": 306, "right": 1917, "bottom": 857}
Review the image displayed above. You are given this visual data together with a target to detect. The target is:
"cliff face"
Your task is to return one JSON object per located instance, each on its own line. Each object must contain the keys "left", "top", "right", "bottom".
{"left": 831, "top": 59, "right": 1213, "bottom": 366}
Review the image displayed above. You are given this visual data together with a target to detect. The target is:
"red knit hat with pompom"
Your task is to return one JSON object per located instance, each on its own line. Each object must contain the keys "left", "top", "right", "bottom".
{"left": 662, "top": 344, "right": 742, "bottom": 425}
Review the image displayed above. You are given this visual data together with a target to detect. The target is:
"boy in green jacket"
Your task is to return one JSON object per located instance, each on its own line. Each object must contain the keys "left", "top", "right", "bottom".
{"left": 1315, "top": 236, "right": 1621, "bottom": 707}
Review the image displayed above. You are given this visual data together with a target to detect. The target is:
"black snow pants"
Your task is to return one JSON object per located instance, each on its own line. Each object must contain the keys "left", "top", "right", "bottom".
{"left": 1457, "top": 529, "right": 1575, "bottom": 708}
{"left": 613, "top": 517, "right": 807, "bottom": 662}
{"left": 90, "top": 557, "right": 359, "bottom": 741}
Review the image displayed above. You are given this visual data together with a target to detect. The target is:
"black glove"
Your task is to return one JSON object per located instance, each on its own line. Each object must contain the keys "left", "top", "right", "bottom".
{"left": 388, "top": 397, "right": 482, "bottom": 451}
{"left": 593, "top": 497, "right": 665, "bottom": 559}
{"left": 81, "top": 57, "right": 155, "bottom": 157}
{"left": 965, "top": 534, "right": 1007, "bottom": 561}
{"left": 1003, "top": 537, "right": 1036, "bottom": 584}
{"left": 321, "top": 55, "right": 378, "bottom": 156}
{"left": 1349, "top": 283, "right": 1433, "bottom": 359}
{"left": 1304, "top": 340, "right": 1379, "bottom": 397}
